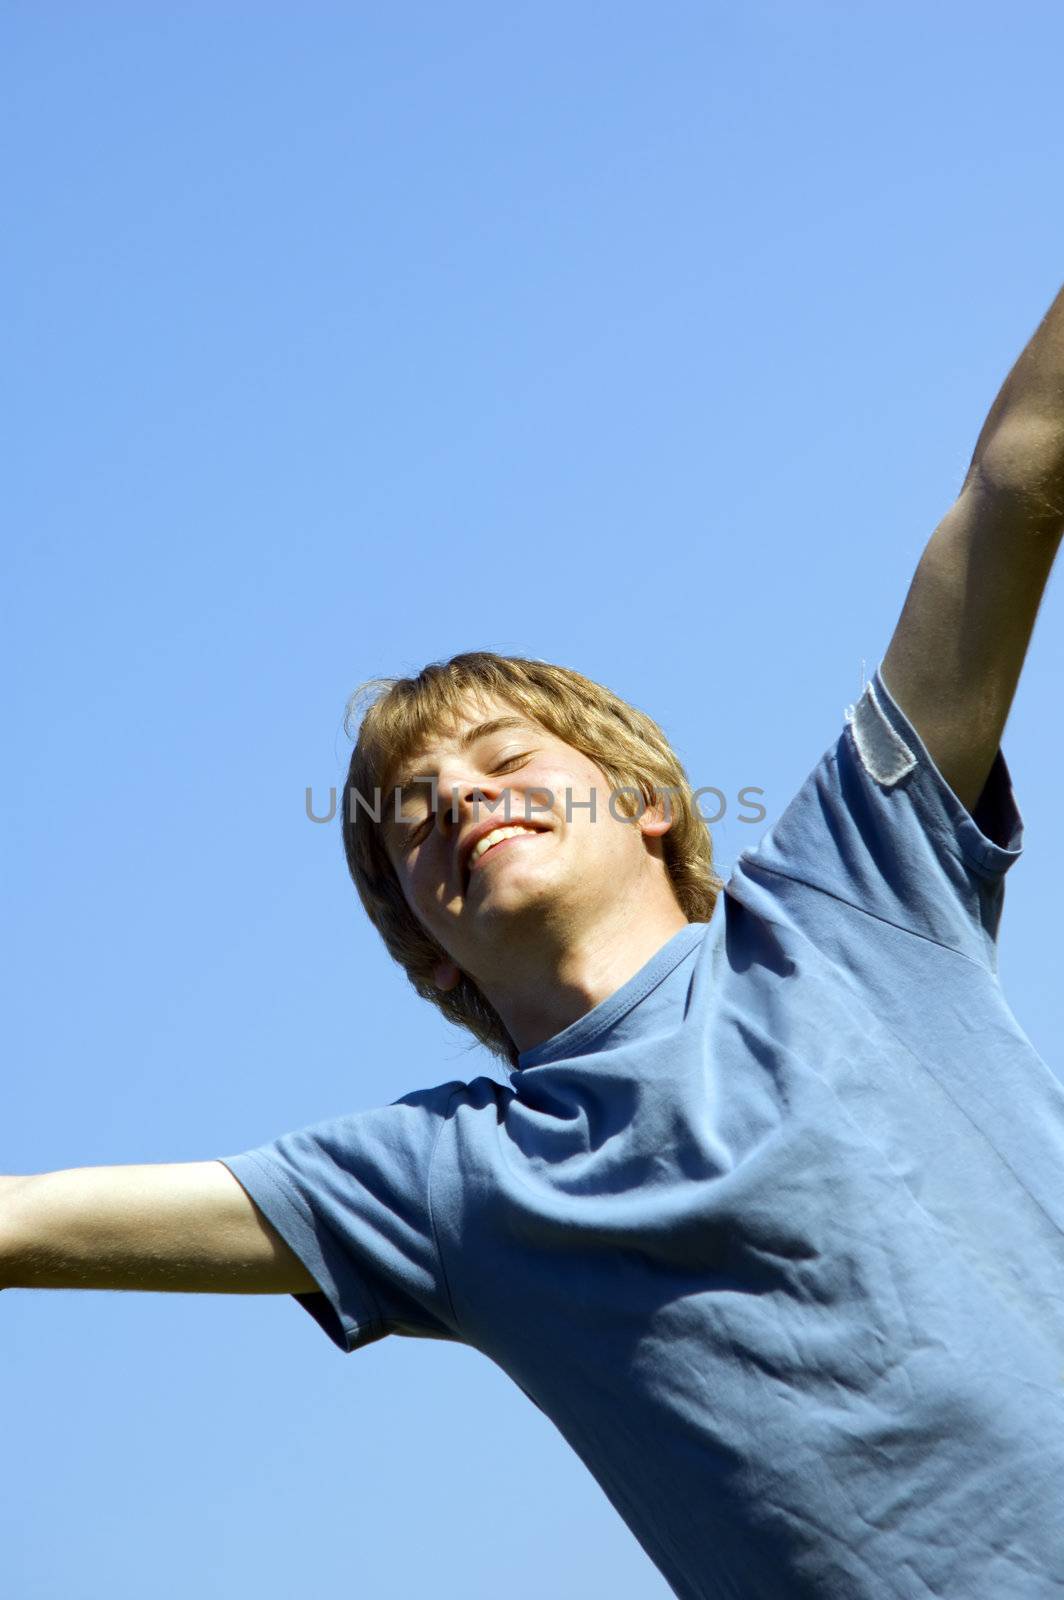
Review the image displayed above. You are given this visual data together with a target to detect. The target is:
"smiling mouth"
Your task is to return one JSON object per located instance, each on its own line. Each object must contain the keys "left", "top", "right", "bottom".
{"left": 464, "top": 826, "right": 546, "bottom": 889}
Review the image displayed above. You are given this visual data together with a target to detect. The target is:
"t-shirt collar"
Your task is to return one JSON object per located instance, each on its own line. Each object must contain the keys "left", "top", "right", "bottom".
{"left": 513, "top": 921, "right": 707, "bottom": 1073}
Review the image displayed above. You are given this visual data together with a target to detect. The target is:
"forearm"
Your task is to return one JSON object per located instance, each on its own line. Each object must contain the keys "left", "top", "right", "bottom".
{"left": 963, "top": 280, "right": 1064, "bottom": 530}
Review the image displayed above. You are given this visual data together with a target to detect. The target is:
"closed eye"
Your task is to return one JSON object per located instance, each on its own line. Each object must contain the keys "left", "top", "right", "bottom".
{"left": 396, "top": 814, "right": 434, "bottom": 849}
{"left": 401, "top": 753, "right": 534, "bottom": 848}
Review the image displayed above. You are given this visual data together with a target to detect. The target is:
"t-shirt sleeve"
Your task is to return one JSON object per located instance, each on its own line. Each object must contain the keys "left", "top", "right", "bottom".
{"left": 216, "top": 1079, "right": 466, "bottom": 1354}
{"left": 735, "top": 659, "right": 1025, "bottom": 970}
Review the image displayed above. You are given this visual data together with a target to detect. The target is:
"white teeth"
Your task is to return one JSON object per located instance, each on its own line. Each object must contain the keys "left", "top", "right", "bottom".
{"left": 469, "top": 825, "right": 540, "bottom": 867}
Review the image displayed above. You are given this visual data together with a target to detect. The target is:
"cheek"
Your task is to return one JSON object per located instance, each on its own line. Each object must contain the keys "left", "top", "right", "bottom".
{"left": 552, "top": 776, "right": 621, "bottom": 847}
{"left": 392, "top": 850, "right": 435, "bottom": 912}
{"left": 409, "top": 848, "right": 464, "bottom": 917}
{"left": 531, "top": 763, "right": 602, "bottom": 819}
{"left": 411, "top": 863, "right": 446, "bottom": 912}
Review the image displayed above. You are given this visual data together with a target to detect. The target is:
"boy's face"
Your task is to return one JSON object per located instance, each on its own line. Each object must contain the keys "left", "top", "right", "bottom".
{"left": 379, "top": 692, "right": 674, "bottom": 990}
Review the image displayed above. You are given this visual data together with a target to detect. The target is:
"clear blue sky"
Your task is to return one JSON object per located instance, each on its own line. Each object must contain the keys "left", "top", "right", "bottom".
{"left": 4, "top": 5, "right": 1064, "bottom": 1595}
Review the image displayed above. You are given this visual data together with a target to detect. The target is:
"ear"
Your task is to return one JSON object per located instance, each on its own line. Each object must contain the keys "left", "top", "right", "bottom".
{"left": 432, "top": 958, "right": 462, "bottom": 992}
{"left": 637, "top": 791, "right": 675, "bottom": 840}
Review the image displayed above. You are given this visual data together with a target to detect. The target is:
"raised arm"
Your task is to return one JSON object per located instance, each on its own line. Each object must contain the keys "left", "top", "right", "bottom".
{"left": 0, "top": 1163, "right": 318, "bottom": 1294}
{"left": 880, "top": 280, "right": 1064, "bottom": 817}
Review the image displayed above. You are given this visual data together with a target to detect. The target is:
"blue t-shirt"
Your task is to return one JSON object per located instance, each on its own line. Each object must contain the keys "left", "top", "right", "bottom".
{"left": 219, "top": 663, "right": 1064, "bottom": 1599}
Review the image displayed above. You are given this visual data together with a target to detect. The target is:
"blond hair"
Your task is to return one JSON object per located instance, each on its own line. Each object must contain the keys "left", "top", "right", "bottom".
{"left": 341, "top": 652, "right": 724, "bottom": 1067}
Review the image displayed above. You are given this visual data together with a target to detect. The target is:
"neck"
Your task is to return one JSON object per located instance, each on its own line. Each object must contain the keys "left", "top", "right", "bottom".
{"left": 482, "top": 891, "right": 690, "bottom": 1057}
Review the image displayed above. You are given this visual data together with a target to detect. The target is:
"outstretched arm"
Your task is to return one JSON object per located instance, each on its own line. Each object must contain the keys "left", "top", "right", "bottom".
{"left": 0, "top": 1163, "right": 318, "bottom": 1294}
{"left": 880, "top": 281, "right": 1064, "bottom": 816}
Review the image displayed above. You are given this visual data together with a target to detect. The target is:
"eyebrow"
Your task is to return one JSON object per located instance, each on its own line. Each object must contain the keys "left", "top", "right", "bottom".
{"left": 386, "top": 716, "right": 535, "bottom": 823}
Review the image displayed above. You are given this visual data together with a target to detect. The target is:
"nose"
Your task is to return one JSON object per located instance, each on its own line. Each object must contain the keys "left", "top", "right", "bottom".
{"left": 434, "top": 769, "right": 510, "bottom": 840}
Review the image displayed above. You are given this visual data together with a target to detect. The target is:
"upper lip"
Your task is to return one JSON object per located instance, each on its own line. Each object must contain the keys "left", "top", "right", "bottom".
{"left": 458, "top": 816, "right": 551, "bottom": 886}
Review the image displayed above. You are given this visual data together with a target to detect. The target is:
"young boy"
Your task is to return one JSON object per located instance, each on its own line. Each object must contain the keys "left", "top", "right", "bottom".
{"left": 4, "top": 284, "right": 1064, "bottom": 1599}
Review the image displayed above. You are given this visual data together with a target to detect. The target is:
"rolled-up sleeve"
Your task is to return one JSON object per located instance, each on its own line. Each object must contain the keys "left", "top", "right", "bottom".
{"left": 734, "top": 663, "right": 1025, "bottom": 972}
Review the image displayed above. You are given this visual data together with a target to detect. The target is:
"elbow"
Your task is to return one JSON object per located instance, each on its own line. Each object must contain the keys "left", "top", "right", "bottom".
{"left": 966, "top": 412, "right": 1064, "bottom": 536}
